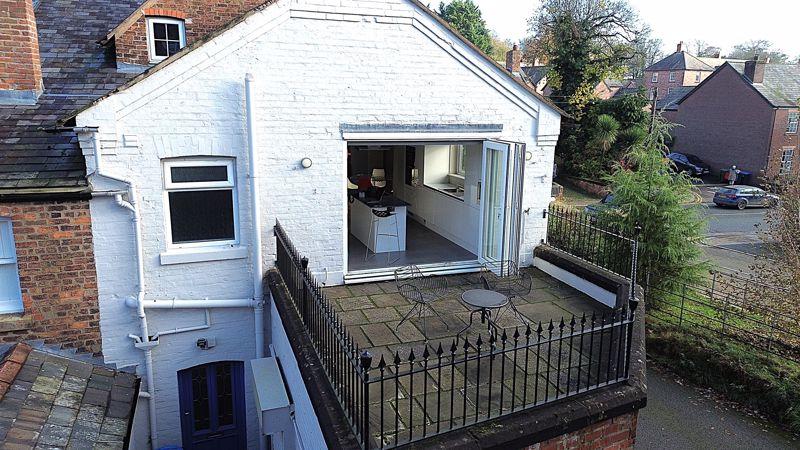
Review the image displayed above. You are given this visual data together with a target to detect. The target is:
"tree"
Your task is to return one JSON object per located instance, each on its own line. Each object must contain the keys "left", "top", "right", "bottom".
{"left": 560, "top": 89, "right": 649, "bottom": 178}
{"left": 527, "top": 0, "right": 643, "bottom": 115}
{"left": 488, "top": 34, "right": 512, "bottom": 62}
{"left": 603, "top": 117, "right": 708, "bottom": 289}
{"left": 728, "top": 40, "right": 789, "bottom": 63}
{"left": 627, "top": 33, "right": 663, "bottom": 79}
{"left": 751, "top": 174, "right": 800, "bottom": 312}
{"left": 437, "top": 0, "right": 493, "bottom": 55}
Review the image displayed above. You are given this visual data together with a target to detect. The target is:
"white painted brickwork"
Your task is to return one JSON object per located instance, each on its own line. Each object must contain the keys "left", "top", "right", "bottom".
{"left": 77, "top": 0, "right": 560, "bottom": 447}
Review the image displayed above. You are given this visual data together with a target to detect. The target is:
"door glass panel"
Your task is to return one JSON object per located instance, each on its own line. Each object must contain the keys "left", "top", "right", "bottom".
{"left": 216, "top": 363, "right": 234, "bottom": 427}
{"left": 191, "top": 367, "right": 211, "bottom": 431}
{"left": 481, "top": 142, "right": 509, "bottom": 265}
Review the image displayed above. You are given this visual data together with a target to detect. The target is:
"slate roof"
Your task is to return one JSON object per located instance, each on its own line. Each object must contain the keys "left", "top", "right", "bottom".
{"left": 0, "top": 343, "right": 138, "bottom": 449}
{"left": 522, "top": 66, "right": 549, "bottom": 85}
{"left": 729, "top": 62, "right": 800, "bottom": 108}
{"left": 656, "top": 86, "right": 695, "bottom": 111}
{"left": 0, "top": 0, "right": 144, "bottom": 195}
{"left": 645, "top": 51, "right": 716, "bottom": 72}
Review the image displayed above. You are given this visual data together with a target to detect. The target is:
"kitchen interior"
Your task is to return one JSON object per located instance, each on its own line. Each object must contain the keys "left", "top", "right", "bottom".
{"left": 347, "top": 142, "right": 483, "bottom": 272}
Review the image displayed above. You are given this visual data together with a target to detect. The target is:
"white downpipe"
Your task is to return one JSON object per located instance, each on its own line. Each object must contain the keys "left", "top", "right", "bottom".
{"left": 89, "top": 131, "right": 159, "bottom": 449}
{"left": 246, "top": 73, "right": 266, "bottom": 360}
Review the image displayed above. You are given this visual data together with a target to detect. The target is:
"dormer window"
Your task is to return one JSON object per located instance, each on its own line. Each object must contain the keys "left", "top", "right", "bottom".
{"left": 147, "top": 17, "right": 185, "bottom": 62}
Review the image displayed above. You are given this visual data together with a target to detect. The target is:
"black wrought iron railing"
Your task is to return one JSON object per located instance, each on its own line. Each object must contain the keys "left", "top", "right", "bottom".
{"left": 274, "top": 220, "right": 638, "bottom": 449}
{"left": 646, "top": 270, "right": 800, "bottom": 362}
{"left": 274, "top": 221, "right": 372, "bottom": 446}
{"left": 545, "top": 204, "right": 638, "bottom": 282}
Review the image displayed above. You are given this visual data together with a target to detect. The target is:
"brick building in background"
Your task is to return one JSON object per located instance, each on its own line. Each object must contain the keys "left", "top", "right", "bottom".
{"left": 672, "top": 60, "right": 800, "bottom": 179}
{"left": 0, "top": 0, "right": 115, "bottom": 352}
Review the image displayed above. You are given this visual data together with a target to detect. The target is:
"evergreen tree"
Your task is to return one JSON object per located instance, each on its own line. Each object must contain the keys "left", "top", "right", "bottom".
{"left": 437, "top": 0, "right": 493, "bottom": 55}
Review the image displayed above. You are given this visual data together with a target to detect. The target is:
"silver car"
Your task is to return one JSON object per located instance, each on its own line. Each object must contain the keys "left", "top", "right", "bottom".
{"left": 713, "top": 185, "right": 779, "bottom": 210}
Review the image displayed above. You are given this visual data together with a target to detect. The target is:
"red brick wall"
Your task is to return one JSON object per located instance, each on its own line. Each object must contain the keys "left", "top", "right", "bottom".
{"left": 525, "top": 411, "right": 638, "bottom": 450}
{"left": 0, "top": 200, "right": 101, "bottom": 354}
{"left": 643, "top": 69, "right": 710, "bottom": 100}
{"left": 0, "top": 0, "right": 42, "bottom": 91}
{"left": 672, "top": 64, "right": 775, "bottom": 177}
{"left": 115, "top": 0, "right": 268, "bottom": 66}
{"left": 765, "top": 108, "right": 799, "bottom": 178}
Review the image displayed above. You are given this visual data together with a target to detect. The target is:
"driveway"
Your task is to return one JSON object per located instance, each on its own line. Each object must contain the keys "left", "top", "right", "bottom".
{"left": 637, "top": 365, "right": 798, "bottom": 449}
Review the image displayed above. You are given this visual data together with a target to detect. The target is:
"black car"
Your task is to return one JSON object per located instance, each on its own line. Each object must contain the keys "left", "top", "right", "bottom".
{"left": 667, "top": 152, "right": 711, "bottom": 176}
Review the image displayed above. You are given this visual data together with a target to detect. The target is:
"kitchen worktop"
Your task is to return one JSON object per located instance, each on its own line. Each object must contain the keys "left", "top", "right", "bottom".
{"left": 352, "top": 194, "right": 411, "bottom": 208}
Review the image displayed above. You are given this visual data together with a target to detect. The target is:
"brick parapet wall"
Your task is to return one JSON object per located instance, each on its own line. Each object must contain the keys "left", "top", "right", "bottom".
{"left": 115, "top": 0, "right": 267, "bottom": 66}
{"left": 0, "top": 0, "right": 42, "bottom": 91}
{"left": 0, "top": 200, "right": 101, "bottom": 354}
{"left": 526, "top": 411, "right": 638, "bottom": 450}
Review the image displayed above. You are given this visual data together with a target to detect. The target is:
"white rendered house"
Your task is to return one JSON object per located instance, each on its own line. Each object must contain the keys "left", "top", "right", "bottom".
{"left": 70, "top": 0, "right": 562, "bottom": 447}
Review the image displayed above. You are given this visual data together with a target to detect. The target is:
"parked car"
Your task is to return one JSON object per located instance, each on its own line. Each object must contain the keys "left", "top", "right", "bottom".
{"left": 584, "top": 193, "right": 617, "bottom": 216}
{"left": 713, "top": 185, "right": 779, "bottom": 210}
{"left": 667, "top": 152, "right": 711, "bottom": 176}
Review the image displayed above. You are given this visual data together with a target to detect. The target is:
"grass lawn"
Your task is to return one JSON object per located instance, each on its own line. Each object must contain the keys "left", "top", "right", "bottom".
{"left": 557, "top": 183, "right": 602, "bottom": 207}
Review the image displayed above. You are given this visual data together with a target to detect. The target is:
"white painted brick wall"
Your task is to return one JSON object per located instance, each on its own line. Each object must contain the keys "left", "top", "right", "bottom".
{"left": 76, "top": 0, "right": 560, "bottom": 447}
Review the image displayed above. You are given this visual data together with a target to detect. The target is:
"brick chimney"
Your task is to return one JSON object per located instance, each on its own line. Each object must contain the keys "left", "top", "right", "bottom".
{"left": 744, "top": 56, "right": 767, "bottom": 84}
{"left": 506, "top": 44, "right": 521, "bottom": 75}
{"left": 0, "top": 0, "right": 43, "bottom": 105}
{"left": 676, "top": 41, "right": 684, "bottom": 53}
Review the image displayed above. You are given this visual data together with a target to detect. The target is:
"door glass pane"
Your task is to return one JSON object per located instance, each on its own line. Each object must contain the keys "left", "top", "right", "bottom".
{"left": 481, "top": 144, "right": 507, "bottom": 263}
{"left": 169, "top": 190, "right": 235, "bottom": 243}
{"left": 216, "top": 363, "right": 234, "bottom": 427}
{"left": 191, "top": 367, "right": 210, "bottom": 431}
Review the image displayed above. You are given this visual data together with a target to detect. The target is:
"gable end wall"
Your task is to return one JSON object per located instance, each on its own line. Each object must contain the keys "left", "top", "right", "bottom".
{"left": 672, "top": 65, "right": 775, "bottom": 176}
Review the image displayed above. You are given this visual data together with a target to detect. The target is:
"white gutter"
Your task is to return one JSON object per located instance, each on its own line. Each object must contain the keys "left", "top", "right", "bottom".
{"left": 246, "top": 73, "right": 266, "bottom": 360}
{"left": 88, "top": 131, "right": 159, "bottom": 450}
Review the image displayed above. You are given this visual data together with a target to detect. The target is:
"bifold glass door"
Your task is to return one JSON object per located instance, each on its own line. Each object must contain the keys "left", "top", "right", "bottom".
{"left": 479, "top": 141, "right": 509, "bottom": 265}
{"left": 478, "top": 140, "right": 525, "bottom": 272}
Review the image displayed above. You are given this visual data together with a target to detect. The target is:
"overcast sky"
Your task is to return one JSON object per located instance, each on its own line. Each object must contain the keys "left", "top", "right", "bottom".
{"left": 471, "top": 0, "right": 800, "bottom": 59}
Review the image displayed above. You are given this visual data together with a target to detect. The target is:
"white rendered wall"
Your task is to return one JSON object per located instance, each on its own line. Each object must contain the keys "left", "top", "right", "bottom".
{"left": 76, "top": 0, "right": 560, "bottom": 446}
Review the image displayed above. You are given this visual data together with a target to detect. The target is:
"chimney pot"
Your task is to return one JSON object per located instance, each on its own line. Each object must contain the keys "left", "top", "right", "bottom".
{"left": 506, "top": 43, "right": 522, "bottom": 75}
{"left": 0, "top": 0, "right": 42, "bottom": 105}
{"left": 676, "top": 41, "right": 684, "bottom": 53}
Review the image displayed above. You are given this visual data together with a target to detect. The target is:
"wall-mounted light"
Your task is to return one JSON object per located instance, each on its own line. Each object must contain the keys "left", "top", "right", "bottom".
{"left": 300, "top": 157, "right": 313, "bottom": 169}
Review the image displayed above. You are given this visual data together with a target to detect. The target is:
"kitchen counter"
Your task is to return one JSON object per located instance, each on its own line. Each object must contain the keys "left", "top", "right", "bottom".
{"left": 353, "top": 195, "right": 411, "bottom": 208}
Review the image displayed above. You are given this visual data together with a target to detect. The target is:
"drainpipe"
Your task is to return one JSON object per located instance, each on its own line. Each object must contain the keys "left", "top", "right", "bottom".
{"left": 85, "top": 129, "right": 160, "bottom": 449}
{"left": 246, "top": 73, "right": 266, "bottom": 360}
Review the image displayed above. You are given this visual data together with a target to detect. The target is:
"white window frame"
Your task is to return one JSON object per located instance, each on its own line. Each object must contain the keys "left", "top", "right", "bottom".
{"left": 450, "top": 144, "right": 466, "bottom": 176}
{"left": 146, "top": 17, "right": 186, "bottom": 63}
{"left": 668, "top": 72, "right": 676, "bottom": 82}
{"left": 162, "top": 158, "right": 240, "bottom": 250}
{"left": 787, "top": 112, "right": 799, "bottom": 134}
{"left": 651, "top": 72, "right": 658, "bottom": 83}
{"left": 0, "top": 218, "right": 23, "bottom": 314}
{"left": 780, "top": 147, "right": 794, "bottom": 175}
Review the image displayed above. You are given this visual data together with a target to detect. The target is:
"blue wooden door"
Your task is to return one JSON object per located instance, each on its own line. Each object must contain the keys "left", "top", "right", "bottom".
{"left": 178, "top": 361, "right": 247, "bottom": 450}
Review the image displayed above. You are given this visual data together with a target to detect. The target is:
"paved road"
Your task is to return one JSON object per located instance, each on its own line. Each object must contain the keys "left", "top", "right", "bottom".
{"left": 693, "top": 186, "right": 769, "bottom": 273}
{"left": 637, "top": 365, "right": 798, "bottom": 450}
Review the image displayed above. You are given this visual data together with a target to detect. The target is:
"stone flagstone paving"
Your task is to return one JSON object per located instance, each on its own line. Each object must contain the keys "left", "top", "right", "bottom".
{"left": 323, "top": 268, "right": 614, "bottom": 445}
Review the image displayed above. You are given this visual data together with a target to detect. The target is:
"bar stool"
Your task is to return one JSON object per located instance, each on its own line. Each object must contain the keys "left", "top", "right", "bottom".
{"left": 365, "top": 206, "right": 401, "bottom": 264}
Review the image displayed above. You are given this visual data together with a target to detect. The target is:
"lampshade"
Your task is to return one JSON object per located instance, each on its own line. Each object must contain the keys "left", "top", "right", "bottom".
{"left": 371, "top": 168, "right": 386, "bottom": 179}
{"left": 347, "top": 179, "right": 358, "bottom": 189}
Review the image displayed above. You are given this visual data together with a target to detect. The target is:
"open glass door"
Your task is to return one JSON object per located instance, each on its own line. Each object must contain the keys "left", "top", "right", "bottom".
{"left": 478, "top": 140, "right": 525, "bottom": 275}
{"left": 479, "top": 141, "right": 510, "bottom": 268}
